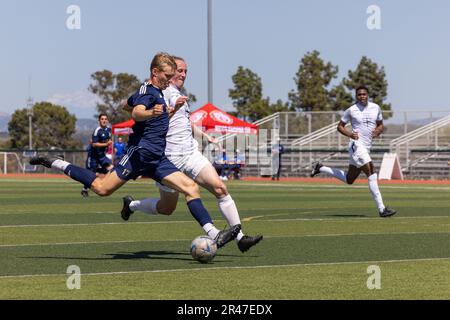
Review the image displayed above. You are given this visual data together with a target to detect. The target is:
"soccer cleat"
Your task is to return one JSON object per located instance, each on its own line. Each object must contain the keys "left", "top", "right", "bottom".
{"left": 379, "top": 207, "right": 397, "bottom": 218}
{"left": 238, "top": 234, "right": 263, "bottom": 253}
{"left": 29, "top": 155, "right": 64, "bottom": 168}
{"left": 81, "top": 189, "right": 89, "bottom": 198}
{"left": 121, "top": 195, "right": 135, "bottom": 221}
{"left": 214, "top": 224, "right": 241, "bottom": 248}
{"left": 310, "top": 162, "right": 323, "bottom": 177}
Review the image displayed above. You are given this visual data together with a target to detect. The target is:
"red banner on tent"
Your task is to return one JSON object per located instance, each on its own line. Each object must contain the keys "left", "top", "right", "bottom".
{"left": 112, "top": 119, "right": 135, "bottom": 135}
{"left": 190, "top": 103, "right": 258, "bottom": 134}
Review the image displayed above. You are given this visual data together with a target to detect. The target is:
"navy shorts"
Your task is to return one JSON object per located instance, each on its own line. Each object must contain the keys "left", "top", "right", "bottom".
{"left": 86, "top": 155, "right": 112, "bottom": 173}
{"left": 113, "top": 146, "right": 179, "bottom": 182}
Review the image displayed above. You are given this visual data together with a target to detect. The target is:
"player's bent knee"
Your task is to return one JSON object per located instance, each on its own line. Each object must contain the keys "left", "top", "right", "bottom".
{"left": 214, "top": 184, "right": 228, "bottom": 198}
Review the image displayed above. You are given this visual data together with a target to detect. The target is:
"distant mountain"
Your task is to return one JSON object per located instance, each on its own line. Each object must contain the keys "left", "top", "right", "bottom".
{"left": 0, "top": 112, "right": 10, "bottom": 133}
{"left": 76, "top": 118, "right": 97, "bottom": 132}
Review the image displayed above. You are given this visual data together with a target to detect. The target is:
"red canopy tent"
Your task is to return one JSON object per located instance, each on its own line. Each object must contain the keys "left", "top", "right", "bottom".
{"left": 111, "top": 103, "right": 258, "bottom": 135}
{"left": 112, "top": 119, "right": 135, "bottom": 135}
{"left": 190, "top": 103, "right": 258, "bottom": 134}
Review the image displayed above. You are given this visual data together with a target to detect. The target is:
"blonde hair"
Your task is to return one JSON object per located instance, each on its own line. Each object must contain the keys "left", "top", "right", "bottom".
{"left": 150, "top": 52, "right": 176, "bottom": 72}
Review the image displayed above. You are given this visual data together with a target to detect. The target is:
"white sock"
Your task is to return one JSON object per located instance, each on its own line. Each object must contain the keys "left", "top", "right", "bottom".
{"left": 368, "top": 173, "right": 385, "bottom": 212}
{"left": 217, "top": 194, "right": 244, "bottom": 242}
{"left": 203, "top": 223, "right": 220, "bottom": 239}
{"left": 129, "top": 198, "right": 159, "bottom": 215}
{"left": 51, "top": 159, "right": 70, "bottom": 171}
{"left": 320, "top": 165, "right": 347, "bottom": 183}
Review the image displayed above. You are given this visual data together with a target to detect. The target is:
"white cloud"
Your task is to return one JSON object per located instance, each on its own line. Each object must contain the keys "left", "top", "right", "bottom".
{"left": 46, "top": 90, "right": 101, "bottom": 118}
{"left": 46, "top": 90, "right": 100, "bottom": 109}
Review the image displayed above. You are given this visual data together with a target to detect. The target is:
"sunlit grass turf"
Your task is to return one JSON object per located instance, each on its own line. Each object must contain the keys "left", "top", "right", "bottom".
{"left": 1, "top": 177, "right": 450, "bottom": 299}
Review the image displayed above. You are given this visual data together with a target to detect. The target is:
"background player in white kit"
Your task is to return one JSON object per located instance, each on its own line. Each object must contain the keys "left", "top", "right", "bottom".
{"left": 310, "top": 85, "right": 396, "bottom": 218}
{"left": 122, "top": 56, "right": 263, "bottom": 252}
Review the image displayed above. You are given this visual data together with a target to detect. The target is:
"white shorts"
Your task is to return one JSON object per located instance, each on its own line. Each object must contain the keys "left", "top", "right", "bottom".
{"left": 348, "top": 140, "right": 372, "bottom": 168}
{"left": 155, "top": 150, "right": 210, "bottom": 193}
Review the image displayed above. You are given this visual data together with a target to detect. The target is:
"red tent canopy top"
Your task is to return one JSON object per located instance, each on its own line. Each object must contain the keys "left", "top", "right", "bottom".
{"left": 190, "top": 103, "right": 258, "bottom": 134}
{"left": 111, "top": 103, "right": 258, "bottom": 135}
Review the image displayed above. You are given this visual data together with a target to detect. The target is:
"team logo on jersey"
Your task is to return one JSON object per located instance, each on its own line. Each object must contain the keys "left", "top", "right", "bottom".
{"left": 121, "top": 168, "right": 131, "bottom": 177}
{"left": 210, "top": 110, "right": 233, "bottom": 124}
{"left": 190, "top": 110, "right": 207, "bottom": 123}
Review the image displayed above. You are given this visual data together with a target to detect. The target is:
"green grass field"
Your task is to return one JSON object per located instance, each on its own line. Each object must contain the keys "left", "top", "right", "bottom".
{"left": 1, "top": 177, "right": 450, "bottom": 299}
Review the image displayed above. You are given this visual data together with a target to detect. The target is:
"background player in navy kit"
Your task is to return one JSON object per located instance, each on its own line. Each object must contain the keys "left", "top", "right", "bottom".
{"left": 81, "top": 114, "right": 113, "bottom": 197}
{"left": 30, "top": 52, "right": 240, "bottom": 247}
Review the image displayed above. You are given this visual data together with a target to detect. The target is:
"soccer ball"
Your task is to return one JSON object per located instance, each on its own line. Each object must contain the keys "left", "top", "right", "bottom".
{"left": 190, "top": 235, "right": 218, "bottom": 263}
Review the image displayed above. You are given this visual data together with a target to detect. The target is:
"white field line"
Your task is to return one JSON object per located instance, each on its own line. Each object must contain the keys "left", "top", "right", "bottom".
{"left": 2, "top": 256, "right": 450, "bottom": 279}
{"left": 2, "top": 230, "right": 450, "bottom": 248}
{"left": 233, "top": 183, "right": 450, "bottom": 191}
{"left": 2, "top": 179, "right": 450, "bottom": 191}
{"left": 1, "top": 214, "right": 450, "bottom": 229}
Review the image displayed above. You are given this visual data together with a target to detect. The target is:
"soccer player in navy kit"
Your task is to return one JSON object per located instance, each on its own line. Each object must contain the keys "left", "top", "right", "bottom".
{"left": 30, "top": 52, "right": 240, "bottom": 247}
{"left": 122, "top": 56, "right": 262, "bottom": 253}
{"left": 81, "top": 114, "right": 113, "bottom": 197}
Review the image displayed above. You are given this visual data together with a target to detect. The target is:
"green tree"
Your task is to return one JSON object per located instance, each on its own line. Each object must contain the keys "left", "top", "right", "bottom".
{"left": 229, "top": 66, "right": 268, "bottom": 122}
{"left": 269, "top": 99, "right": 289, "bottom": 114}
{"left": 330, "top": 82, "right": 353, "bottom": 111}
{"left": 343, "top": 56, "right": 392, "bottom": 116}
{"left": 89, "top": 70, "right": 141, "bottom": 123}
{"left": 289, "top": 50, "right": 338, "bottom": 111}
{"left": 8, "top": 102, "right": 81, "bottom": 149}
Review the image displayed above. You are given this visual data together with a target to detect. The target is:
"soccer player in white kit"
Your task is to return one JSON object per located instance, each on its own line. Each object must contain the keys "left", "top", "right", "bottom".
{"left": 310, "top": 85, "right": 396, "bottom": 218}
{"left": 121, "top": 56, "right": 263, "bottom": 252}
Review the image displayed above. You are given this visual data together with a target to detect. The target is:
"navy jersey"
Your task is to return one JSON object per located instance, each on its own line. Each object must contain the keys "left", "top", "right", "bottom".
{"left": 91, "top": 126, "right": 112, "bottom": 157}
{"left": 127, "top": 83, "right": 169, "bottom": 158}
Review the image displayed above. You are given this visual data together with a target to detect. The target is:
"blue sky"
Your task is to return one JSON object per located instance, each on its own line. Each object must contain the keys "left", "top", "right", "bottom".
{"left": 1, "top": 0, "right": 450, "bottom": 121}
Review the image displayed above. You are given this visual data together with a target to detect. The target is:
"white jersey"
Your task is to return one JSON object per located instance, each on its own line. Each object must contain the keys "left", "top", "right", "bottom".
{"left": 163, "top": 84, "right": 197, "bottom": 156}
{"left": 341, "top": 102, "right": 383, "bottom": 149}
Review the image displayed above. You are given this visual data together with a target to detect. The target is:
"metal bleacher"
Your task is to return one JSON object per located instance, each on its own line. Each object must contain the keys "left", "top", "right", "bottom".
{"left": 389, "top": 115, "right": 450, "bottom": 179}
{"left": 235, "top": 111, "right": 450, "bottom": 180}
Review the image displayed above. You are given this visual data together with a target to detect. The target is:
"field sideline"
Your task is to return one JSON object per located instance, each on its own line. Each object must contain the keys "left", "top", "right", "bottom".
{"left": 1, "top": 176, "right": 450, "bottom": 299}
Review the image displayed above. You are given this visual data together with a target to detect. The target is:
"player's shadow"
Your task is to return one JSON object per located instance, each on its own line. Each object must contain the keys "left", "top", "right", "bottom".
{"left": 23, "top": 250, "right": 254, "bottom": 263}
{"left": 107, "top": 250, "right": 193, "bottom": 261}
{"left": 23, "top": 250, "right": 194, "bottom": 262}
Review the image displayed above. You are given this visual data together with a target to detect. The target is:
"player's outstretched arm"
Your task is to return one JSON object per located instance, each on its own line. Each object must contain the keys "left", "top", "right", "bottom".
{"left": 191, "top": 123, "right": 219, "bottom": 144}
{"left": 168, "top": 96, "right": 189, "bottom": 118}
{"left": 132, "top": 104, "right": 163, "bottom": 121}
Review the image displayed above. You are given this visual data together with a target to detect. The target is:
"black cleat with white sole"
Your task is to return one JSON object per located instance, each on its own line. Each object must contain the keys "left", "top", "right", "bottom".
{"left": 310, "top": 162, "right": 323, "bottom": 177}
{"left": 379, "top": 207, "right": 397, "bottom": 218}
{"left": 29, "top": 155, "right": 64, "bottom": 169}
{"left": 238, "top": 234, "right": 263, "bottom": 253}
{"left": 215, "top": 224, "right": 241, "bottom": 248}
{"left": 121, "top": 195, "right": 135, "bottom": 221}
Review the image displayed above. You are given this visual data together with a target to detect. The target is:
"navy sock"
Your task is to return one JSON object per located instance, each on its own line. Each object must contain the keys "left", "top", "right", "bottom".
{"left": 64, "top": 164, "right": 97, "bottom": 188}
{"left": 187, "top": 198, "right": 213, "bottom": 227}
